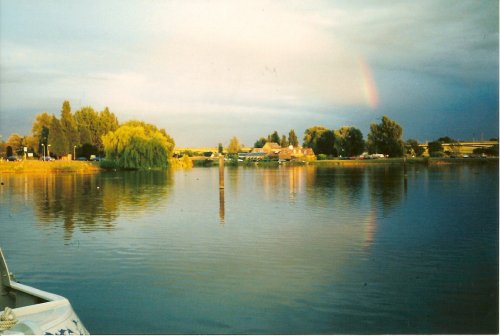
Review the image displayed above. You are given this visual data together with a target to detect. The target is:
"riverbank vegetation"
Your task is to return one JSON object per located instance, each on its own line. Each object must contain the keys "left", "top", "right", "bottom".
{"left": 311, "top": 157, "right": 498, "bottom": 167}
{"left": 1, "top": 100, "right": 176, "bottom": 170}
{"left": 0, "top": 160, "right": 100, "bottom": 174}
{"left": 1, "top": 101, "right": 498, "bottom": 172}
{"left": 102, "top": 121, "right": 175, "bottom": 169}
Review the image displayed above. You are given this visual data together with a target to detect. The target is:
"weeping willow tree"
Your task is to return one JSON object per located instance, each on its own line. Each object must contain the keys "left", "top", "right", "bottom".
{"left": 102, "top": 121, "right": 175, "bottom": 169}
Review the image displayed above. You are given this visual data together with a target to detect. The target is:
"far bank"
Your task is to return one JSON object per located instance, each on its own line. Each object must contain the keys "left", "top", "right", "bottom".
{"left": 1, "top": 156, "right": 497, "bottom": 174}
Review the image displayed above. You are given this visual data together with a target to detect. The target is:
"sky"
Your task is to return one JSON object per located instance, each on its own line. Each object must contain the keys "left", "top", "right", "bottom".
{"left": 0, "top": 0, "right": 498, "bottom": 147}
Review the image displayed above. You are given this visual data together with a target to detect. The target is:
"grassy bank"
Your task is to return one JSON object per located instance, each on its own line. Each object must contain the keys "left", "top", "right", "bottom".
{"left": 311, "top": 157, "right": 498, "bottom": 166}
{"left": 0, "top": 160, "right": 101, "bottom": 174}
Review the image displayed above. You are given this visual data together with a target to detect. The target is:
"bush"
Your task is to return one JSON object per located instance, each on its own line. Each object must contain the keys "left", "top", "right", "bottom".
{"left": 99, "top": 159, "right": 119, "bottom": 170}
{"left": 317, "top": 154, "right": 328, "bottom": 160}
{"left": 430, "top": 151, "right": 445, "bottom": 158}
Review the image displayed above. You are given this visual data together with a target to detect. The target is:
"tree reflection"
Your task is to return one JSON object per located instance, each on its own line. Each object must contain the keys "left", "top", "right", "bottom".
{"left": 32, "top": 171, "right": 172, "bottom": 240}
{"left": 366, "top": 166, "right": 405, "bottom": 215}
{"left": 301, "top": 165, "right": 406, "bottom": 250}
{"left": 305, "top": 166, "right": 366, "bottom": 209}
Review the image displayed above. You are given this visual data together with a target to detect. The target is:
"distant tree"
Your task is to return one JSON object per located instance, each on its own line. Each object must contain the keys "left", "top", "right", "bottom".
{"left": 303, "top": 126, "right": 327, "bottom": 149}
{"left": 317, "top": 130, "right": 336, "bottom": 156}
{"left": 445, "top": 141, "right": 462, "bottom": 157}
{"left": 473, "top": 145, "right": 498, "bottom": 156}
{"left": 405, "top": 139, "right": 425, "bottom": 157}
{"left": 6, "top": 133, "right": 24, "bottom": 156}
{"left": 70, "top": 105, "right": 120, "bottom": 157}
{"left": 122, "top": 120, "right": 175, "bottom": 154}
{"left": 218, "top": 143, "right": 223, "bottom": 154}
{"left": 303, "top": 126, "right": 335, "bottom": 155}
{"left": 268, "top": 131, "right": 280, "bottom": 144}
{"left": 97, "top": 107, "right": 119, "bottom": 152}
{"left": 31, "top": 112, "right": 53, "bottom": 155}
{"left": 280, "top": 135, "right": 289, "bottom": 148}
{"left": 60, "top": 100, "right": 79, "bottom": 155}
{"left": 48, "top": 116, "right": 68, "bottom": 157}
{"left": 0, "top": 140, "right": 6, "bottom": 158}
{"left": 254, "top": 137, "right": 267, "bottom": 148}
{"left": 334, "top": 126, "right": 365, "bottom": 157}
{"left": 102, "top": 121, "right": 174, "bottom": 169}
{"left": 74, "top": 107, "right": 99, "bottom": 146}
{"left": 23, "top": 135, "right": 38, "bottom": 154}
{"left": 367, "top": 116, "right": 403, "bottom": 157}
{"left": 288, "top": 129, "right": 299, "bottom": 147}
{"left": 437, "top": 136, "right": 456, "bottom": 143}
{"left": 78, "top": 143, "right": 98, "bottom": 159}
{"left": 427, "top": 140, "right": 444, "bottom": 157}
{"left": 227, "top": 136, "right": 242, "bottom": 154}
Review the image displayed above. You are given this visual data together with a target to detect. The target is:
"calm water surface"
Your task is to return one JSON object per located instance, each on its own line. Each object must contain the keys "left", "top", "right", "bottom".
{"left": 0, "top": 164, "right": 498, "bottom": 334}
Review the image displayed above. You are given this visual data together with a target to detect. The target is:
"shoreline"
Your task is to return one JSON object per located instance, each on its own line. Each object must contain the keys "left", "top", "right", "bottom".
{"left": 311, "top": 157, "right": 499, "bottom": 166}
{"left": 1, "top": 157, "right": 497, "bottom": 174}
{"left": 0, "top": 160, "right": 101, "bottom": 174}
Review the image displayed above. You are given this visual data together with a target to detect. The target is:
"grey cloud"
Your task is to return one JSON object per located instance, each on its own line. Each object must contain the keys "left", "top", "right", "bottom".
{"left": 331, "top": 0, "right": 498, "bottom": 82}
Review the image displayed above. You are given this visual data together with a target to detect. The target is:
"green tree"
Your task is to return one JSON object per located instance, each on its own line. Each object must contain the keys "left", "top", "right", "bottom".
{"left": 227, "top": 136, "right": 242, "bottom": 154}
{"left": 0, "top": 140, "right": 6, "bottom": 158}
{"left": 303, "top": 126, "right": 335, "bottom": 155}
{"left": 60, "top": 100, "right": 79, "bottom": 155}
{"left": 254, "top": 137, "right": 267, "bottom": 148}
{"left": 437, "top": 136, "right": 456, "bottom": 143}
{"left": 473, "top": 144, "right": 498, "bottom": 156}
{"left": 367, "top": 116, "right": 404, "bottom": 157}
{"left": 31, "top": 112, "right": 53, "bottom": 155}
{"left": 317, "top": 130, "right": 336, "bottom": 156}
{"left": 48, "top": 116, "right": 68, "bottom": 157}
{"left": 427, "top": 140, "right": 444, "bottom": 157}
{"left": 24, "top": 135, "right": 38, "bottom": 154}
{"left": 280, "top": 135, "right": 289, "bottom": 147}
{"left": 6, "top": 133, "right": 24, "bottom": 156}
{"left": 102, "top": 121, "right": 174, "bottom": 169}
{"left": 74, "top": 107, "right": 99, "bottom": 146}
{"left": 288, "top": 129, "right": 299, "bottom": 147}
{"left": 303, "top": 126, "right": 327, "bottom": 148}
{"left": 334, "top": 126, "right": 365, "bottom": 157}
{"left": 218, "top": 143, "right": 223, "bottom": 154}
{"left": 122, "top": 120, "right": 175, "bottom": 154}
{"left": 405, "top": 139, "right": 425, "bottom": 157}
{"left": 97, "top": 107, "right": 119, "bottom": 152}
{"left": 267, "top": 131, "right": 280, "bottom": 144}
{"left": 446, "top": 141, "right": 462, "bottom": 157}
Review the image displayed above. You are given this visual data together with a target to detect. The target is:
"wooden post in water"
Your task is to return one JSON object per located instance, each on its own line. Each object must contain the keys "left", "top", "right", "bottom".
{"left": 219, "top": 188, "right": 225, "bottom": 224}
{"left": 219, "top": 155, "right": 224, "bottom": 189}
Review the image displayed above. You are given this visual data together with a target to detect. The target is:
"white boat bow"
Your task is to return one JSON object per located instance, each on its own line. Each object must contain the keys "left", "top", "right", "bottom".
{"left": 0, "top": 249, "right": 89, "bottom": 335}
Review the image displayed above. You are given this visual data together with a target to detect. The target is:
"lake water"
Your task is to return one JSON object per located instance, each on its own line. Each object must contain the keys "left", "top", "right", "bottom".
{"left": 0, "top": 164, "right": 498, "bottom": 334}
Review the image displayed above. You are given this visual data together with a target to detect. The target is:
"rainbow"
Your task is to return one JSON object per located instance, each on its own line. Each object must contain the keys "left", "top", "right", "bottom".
{"left": 358, "top": 58, "right": 379, "bottom": 109}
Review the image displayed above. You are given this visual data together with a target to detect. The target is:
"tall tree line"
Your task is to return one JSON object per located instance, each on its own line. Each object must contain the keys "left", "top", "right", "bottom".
{"left": 301, "top": 116, "right": 403, "bottom": 157}
{"left": 254, "top": 129, "right": 299, "bottom": 148}
{"left": 32, "top": 101, "right": 119, "bottom": 157}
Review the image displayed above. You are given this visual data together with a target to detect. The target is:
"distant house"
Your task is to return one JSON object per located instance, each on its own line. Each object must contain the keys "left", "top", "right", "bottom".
{"left": 251, "top": 148, "right": 265, "bottom": 153}
{"left": 238, "top": 152, "right": 268, "bottom": 161}
{"left": 262, "top": 142, "right": 281, "bottom": 153}
{"left": 279, "top": 146, "right": 316, "bottom": 161}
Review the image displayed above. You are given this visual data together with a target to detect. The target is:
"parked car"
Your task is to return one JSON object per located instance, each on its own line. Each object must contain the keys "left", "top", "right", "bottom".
{"left": 41, "top": 156, "right": 54, "bottom": 161}
{"left": 76, "top": 157, "right": 88, "bottom": 161}
{"left": 7, "top": 156, "right": 20, "bottom": 161}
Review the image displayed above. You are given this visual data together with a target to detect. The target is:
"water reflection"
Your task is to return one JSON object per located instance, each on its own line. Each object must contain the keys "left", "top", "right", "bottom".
{"left": 30, "top": 171, "right": 172, "bottom": 240}
{"left": 1, "top": 164, "right": 497, "bottom": 334}
{"left": 366, "top": 166, "right": 405, "bottom": 215}
{"left": 219, "top": 188, "right": 225, "bottom": 224}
